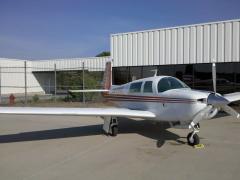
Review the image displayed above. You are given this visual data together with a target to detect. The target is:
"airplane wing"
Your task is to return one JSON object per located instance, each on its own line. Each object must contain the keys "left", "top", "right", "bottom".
{"left": 223, "top": 92, "right": 240, "bottom": 103}
{"left": 0, "top": 107, "right": 155, "bottom": 118}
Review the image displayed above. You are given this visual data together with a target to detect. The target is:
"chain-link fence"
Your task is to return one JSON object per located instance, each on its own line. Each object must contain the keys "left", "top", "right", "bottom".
{"left": 0, "top": 61, "right": 105, "bottom": 106}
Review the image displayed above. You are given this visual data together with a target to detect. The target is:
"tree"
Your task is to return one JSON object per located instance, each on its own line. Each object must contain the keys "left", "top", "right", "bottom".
{"left": 57, "top": 70, "right": 103, "bottom": 102}
{"left": 96, "top": 51, "right": 110, "bottom": 57}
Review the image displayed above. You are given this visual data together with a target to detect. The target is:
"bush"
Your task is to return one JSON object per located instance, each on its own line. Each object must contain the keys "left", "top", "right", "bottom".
{"left": 32, "top": 94, "right": 39, "bottom": 103}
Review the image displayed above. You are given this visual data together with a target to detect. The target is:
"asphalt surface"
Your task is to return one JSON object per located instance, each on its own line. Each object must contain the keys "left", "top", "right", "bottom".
{"left": 0, "top": 113, "right": 240, "bottom": 180}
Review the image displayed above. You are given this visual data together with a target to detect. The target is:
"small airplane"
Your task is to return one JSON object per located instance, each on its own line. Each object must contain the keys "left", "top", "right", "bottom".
{"left": 0, "top": 61, "right": 239, "bottom": 146}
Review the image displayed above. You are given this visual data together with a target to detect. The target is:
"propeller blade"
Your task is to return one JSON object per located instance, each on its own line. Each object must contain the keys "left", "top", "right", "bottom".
{"left": 207, "top": 93, "right": 229, "bottom": 106}
{"left": 212, "top": 63, "right": 217, "bottom": 93}
{"left": 221, "top": 105, "right": 240, "bottom": 119}
{"left": 190, "top": 105, "right": 213, "bottom": 128}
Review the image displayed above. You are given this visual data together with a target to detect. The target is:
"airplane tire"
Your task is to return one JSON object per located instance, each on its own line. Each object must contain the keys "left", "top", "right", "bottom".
{"left": 111, "top": 126, "right": 118, "bottom": 136}
{"left": 187, "top": 132, "right": 199, "bottom": 146}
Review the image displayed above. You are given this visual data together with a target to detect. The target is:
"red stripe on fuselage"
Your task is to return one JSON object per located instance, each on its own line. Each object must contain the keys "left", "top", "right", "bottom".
{"left": 103, "top": 93, "right": 196, "bottom": 103}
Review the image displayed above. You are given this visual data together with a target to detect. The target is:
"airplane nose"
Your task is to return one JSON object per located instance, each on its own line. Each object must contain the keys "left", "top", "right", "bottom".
{"left": 207, "top": 93, "right": 229, "bottom": 106}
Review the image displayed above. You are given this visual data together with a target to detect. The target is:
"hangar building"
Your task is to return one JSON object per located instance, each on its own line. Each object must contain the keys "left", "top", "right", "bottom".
{"left": 111, "top": 19, "right": 240, "bottom": 94}
{"left": 0, "top": 57, "right": 109, "bottom": 95}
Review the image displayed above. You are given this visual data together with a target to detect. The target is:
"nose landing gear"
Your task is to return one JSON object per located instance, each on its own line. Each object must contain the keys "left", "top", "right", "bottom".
{"left": 187, "top": 123, "right": 200, "bottom": 146}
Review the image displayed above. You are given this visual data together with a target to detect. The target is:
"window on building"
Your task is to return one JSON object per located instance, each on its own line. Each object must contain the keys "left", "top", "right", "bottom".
{"left": 194, "top": 64, "right": 212, "bottom": 91}
{"left": 143, "top": 81, "right": 153, "bottom": 93}
{"left": 236, "top": 63, "right": 240, "bottom": 92}
{"left": 113, "top": 67, "right": 129, "bottom": 85}
{"left": 129, "top": 67, "right": 142, "bottom": 81}
{"left": 129, "top": 82, "right": 143, "bottom": 93}
{"left": 158, "top": 77, "right": 188, "bottom": 93}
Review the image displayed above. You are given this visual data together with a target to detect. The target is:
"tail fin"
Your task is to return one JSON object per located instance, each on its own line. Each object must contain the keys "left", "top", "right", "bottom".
{"left": 103, "top": 61, "right": 112, "bottom": 90}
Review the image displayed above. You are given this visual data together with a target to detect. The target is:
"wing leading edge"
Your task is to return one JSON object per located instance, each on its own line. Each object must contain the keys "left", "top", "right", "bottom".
{"left": 0, "top": 107, "right": 156, "bottom": 118}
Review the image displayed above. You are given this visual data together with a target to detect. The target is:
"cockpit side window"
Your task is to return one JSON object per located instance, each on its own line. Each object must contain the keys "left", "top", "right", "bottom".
{"left": 158, "top": 77, "right": 188, "bottom": 93}
{"left": 158, "top": 78, "right": 171, "bottom": 92}
{"left": 129, "top": 82, "right": 143, "bottom": 93}
{"left": 143, "top": 81, "right": 153, "bottom": 93}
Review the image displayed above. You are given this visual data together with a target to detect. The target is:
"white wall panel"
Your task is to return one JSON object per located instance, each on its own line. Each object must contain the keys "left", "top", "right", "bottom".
{"left": 165, "top": 30, "right": 171, "bottom": 65}
{"left": 123, "top": 34, "right": 128, "bottom": 67}
{"left": 183, "top": 27, "right": 190, "bottom": 64}
{"left": 225, "top": 22, "right": 232, "bottom": 62}
{"left": 218, "top": 23, "right": 225, "bottom": 62}
{"left": 203, "top": 25, "right": 210, "bottom": 63}
{"left": 196, "top": 26, "right": 203, "bottom": 63}
{"left": 137, "top": 33, "right": 143, "bottom": 65}
{"left": 113, "top": 36, "right": 118, "bottom": 65}
{"left": 171, "top": 29, "right": 177, "bottom": 64}
{"left": 149, "top": 31, "right": 154, "bottom": 65}
{"left": 118, "top": 35, "right": 123, "bottom": 66}
{"left": 143, "top": 32, "right": 149, "bottom": 66}
{"left": 159, "top": 30, "right": 165, "bottom": 65}
{"left": 190, "top": 26, "right": 197, "bottom": 63}
{"left": 0, "top": 59, "right": 44, "bottom": 94}
{"left": 153, "top": 31, "right": 159, "bottom": 65}
{"left": 127, "top": 34, "right": 133, "bottom": 66}
{"left": 32, "top": 57, "right": 109, "bottom": 72}
{"left": 132, "top": 33, "right": 138, "bottom": 66}
{"left": 210, "top": 24, "right": 217, "bottom": 62}
{"left": 177, "top": 28, "right": 183, "bottom": 64}
{"left": 232, "top": 21, "right": 240, "bottom": 61}
{"left": 111, "top": 19, "right": 240, "bottom": 66}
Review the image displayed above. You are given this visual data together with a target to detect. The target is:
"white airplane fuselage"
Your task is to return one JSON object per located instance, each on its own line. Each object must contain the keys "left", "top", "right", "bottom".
{"left": 104, "top": 76, "right": 214, "bottom": 123}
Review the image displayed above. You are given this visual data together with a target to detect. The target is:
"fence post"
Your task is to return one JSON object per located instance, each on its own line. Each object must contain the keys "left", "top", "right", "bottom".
{"left": 82, "top": 62, "right": 85, "bottom": 104}
{"left": 24, "top": 61, "right": 27, "bottom": 105}
{"left": 54, "top": 63, "right": 57, "bottom": 102}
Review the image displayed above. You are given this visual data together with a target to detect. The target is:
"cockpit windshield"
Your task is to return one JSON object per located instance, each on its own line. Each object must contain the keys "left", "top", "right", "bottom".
{"left": 158, "top": 77, "right": 189, "bottom": 93}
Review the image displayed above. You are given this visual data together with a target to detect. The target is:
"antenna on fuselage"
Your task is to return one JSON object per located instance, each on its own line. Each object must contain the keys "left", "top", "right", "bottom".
{"left": 151, "top": 69, "right": 158, "bottom": 77}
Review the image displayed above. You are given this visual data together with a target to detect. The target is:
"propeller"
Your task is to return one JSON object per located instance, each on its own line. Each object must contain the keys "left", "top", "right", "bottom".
{"left": 221, "top": 105, "right": 240, "bottom": 119}
{"left": 210, "top": 63, "right": 239, "bottom": 119}
{"left": 191, "top": 63, "right": 239, "bottom": 128}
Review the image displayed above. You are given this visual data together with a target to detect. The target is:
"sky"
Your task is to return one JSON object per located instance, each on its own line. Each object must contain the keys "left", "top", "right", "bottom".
{"left": 0, "top": 0, "right": 240, "bottom": 60}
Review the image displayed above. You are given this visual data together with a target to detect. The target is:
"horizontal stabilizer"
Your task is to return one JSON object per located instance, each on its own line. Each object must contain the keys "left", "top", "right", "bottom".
{"left": 69, "top": 89, "right": 109, "bottom": 93}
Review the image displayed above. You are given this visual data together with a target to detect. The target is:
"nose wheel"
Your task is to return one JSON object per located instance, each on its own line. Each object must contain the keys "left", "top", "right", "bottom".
{"left": 187, "top": 132, "right": 200, "bottom": 146}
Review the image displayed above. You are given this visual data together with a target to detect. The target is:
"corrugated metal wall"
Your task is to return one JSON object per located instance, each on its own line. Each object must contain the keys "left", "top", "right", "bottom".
{"left": 0, "top": 58, "right": 44, "bottom": 94}
{"left": 32, "top": 57, "right": 110, "bottom": 72}
{"left": 111, "top": 19, "right": 240, "bottom": 67}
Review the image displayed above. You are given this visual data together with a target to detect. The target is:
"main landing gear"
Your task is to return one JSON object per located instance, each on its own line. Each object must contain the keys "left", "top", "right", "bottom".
{"left": 187, "top": 123, "right": 200, "bottom": 146}
{"left": 102, "top": 117, "right": 118, "bottom": 136}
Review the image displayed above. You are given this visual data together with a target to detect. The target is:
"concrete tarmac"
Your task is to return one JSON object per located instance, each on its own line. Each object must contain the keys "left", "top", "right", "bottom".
{"left": 0, "top": 114, "right": 240, "bottom": 180}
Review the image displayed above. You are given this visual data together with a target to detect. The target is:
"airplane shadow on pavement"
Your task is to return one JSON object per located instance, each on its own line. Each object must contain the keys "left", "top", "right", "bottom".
{"left": 118, "top": 118, "right": 186, "bottom": 147}
{"left": 0, "top": 117, "right": 186, "bottom": 147}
